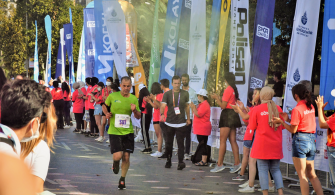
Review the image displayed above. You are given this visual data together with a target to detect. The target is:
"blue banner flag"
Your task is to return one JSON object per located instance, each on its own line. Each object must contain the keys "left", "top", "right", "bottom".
{"left": 320, "top": 0, "right": 335, "bottom": 110}
{"left": 94, "top": 1, "right": 113, "bottom": 82}
{"left": 84, "top": 8, "right": 96, "bottom": 78}
{"left": 34, "top": 20, "right": 39, "bottom": 83}
{"left": 69, "top": 8, "right": 72, "bottom": 23}
{"left": 174, "top": 0, "right": 191, "bottom": 77}
{"left": 159, "top": 0, "right": 183, "bottom": 87}
{"left": 63, "top": 23, "right": 75, "bottom": 87}
{"left": 44, "top": 15, "right": 52, "bottom": 83}
{"left": 248, "top": 0, "right": 275, "bottom": 93}
{"left": 204, "top": 0, "right": 221, "bottom": 89}
{"left": 55, "top": 42, "right": 62, "bottom": 78}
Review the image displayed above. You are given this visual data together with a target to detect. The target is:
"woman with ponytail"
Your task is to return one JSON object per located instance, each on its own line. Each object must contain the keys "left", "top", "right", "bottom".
{"left": 210, "top": 72, "right": 242, "bottom": 173}
{"left": 273, "top": 84, "right": 323, "bottom": 195}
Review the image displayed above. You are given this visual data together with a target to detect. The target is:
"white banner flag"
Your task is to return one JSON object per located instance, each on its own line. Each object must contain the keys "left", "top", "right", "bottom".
{"left": 102, "top": 0, "right": 128, "bottom": 78}
{"left": 77, "top": 28, "right": 85, "bottom": 82}
{"left": 283, "top": 0, "right": 320, "bottom": 112}
{"left": 188, "top": 0, "right": 206, "bottom": 92}
{"left": 60, "top": 28, "right": 66, "bottom": 80}
{"left": 229, "top": 0, "right": 251, "bottom": 106}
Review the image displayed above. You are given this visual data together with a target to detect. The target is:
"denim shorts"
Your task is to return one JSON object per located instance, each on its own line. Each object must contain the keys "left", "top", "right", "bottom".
{"left": 243, "top": 140, "right": 254, "bottom": 149}
{"left": 292, "top": 132, "right": 316, "bottom": 160}
{"left": 94, "top": 104, "right": 103, "bottom": 115}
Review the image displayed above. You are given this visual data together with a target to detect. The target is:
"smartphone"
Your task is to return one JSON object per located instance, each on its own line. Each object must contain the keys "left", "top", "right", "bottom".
{"left": 286, "top": 106, "right": 293, "bottom": 112}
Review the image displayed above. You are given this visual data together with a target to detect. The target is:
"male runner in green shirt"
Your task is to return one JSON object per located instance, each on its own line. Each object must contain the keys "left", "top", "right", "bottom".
{"left": 103, "top": 76, "right": 141, "bottom": 190}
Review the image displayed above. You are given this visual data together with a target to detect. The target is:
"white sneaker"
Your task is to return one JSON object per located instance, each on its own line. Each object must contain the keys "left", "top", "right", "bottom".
{"left": 230, "top": 163, "right": 242, "bottom": 173}
{"left": 106, "top": 139, "right": 110, "bottom": 143}
{"left": 210, "top": 164, "right": 225, "bottom": 173}
{"left": 134, "top": 136, "right": 141, "bottom": 143}
{"left": 239, "top": 180, "right": 249, "bottom": 188}
{"left": 97, "top": 136, "right": 105, "bottom": 142}
{"left": 150, "top": 151, "right": 163, "bottom": 157}
{"left": 184, "top": 154, "right": 191, "bottom": 160}
{"left": 95, "top": 137, "right": 100, "bottom": 141}
{"left": 64, "top": 125, "right": 70, "bottom": 129}
{"left": 258, "top": 186, "right": 275, "bottom": 192}
{"left": 238, "top": 185, "right": 255, "bottom": 193}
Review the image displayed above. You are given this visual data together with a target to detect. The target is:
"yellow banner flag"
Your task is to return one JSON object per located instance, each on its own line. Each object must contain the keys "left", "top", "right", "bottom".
{"left": 131, "top": 32, "right": 147, "bottom": 98}
{"left": 216, "top": 0, "right": 231, "bottom": 89}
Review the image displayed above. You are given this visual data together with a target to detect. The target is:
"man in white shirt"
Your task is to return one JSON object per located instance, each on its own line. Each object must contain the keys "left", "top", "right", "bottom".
{"left": 0, "top": 79, "right": 52, "bottom": 158}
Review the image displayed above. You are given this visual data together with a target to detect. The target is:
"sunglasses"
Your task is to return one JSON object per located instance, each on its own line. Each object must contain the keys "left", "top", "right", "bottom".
{"left": 40, "top": 112, "right": 47, "bottom": 123}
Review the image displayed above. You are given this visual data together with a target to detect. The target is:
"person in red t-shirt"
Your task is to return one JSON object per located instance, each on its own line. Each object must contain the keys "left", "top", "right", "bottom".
{"left": 101, "top": 77, "right": 113, "bottom": 144}
{"left": 316, "top": 93, "right": 335, "bottom": 194}
{"left": 144, "top": 82, "right": 164, "bottom": 157}
{"left": 273, "top": 84, "right": 323, "bottom": 195}
{"left": 88, "top": 82, "right": 105, "bottom": 142}
{"left": 62, "top": 82, "right": 72, "bottom": 128}
{"left": 210, "top": 72, "right": 242, "bottom": 173}
{"left": 51, "top": 81, "right": 64, "bottom": 129}
{"left": 81, "top": 78, "right": 92, "bottom": 135}
{"left": 86, "top": 77, "right": 99, "bottom": 137}
{"left": 249, "top": 87, "right": 284, "bottom": 195}
{"left": 72, "top": 82, "right": 84, "bottom": 133}
{"left": 190, "top": 89, "right": 211, "bottom": 166}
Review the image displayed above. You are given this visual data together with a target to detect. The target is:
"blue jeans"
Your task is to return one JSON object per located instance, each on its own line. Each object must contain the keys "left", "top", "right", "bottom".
{"left": 257, "top": 159, "right": 284, "bottom": 191}
{"left": 292, "top": 132, "right": 316, "bottom": 160}
{"left": 327, "top": 146, "right": 335, "bottom": 195}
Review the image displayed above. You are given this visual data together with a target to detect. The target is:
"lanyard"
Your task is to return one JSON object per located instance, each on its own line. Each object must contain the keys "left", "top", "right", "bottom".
{"left": 172, "top": 90, "right": 181, "bottom": 107}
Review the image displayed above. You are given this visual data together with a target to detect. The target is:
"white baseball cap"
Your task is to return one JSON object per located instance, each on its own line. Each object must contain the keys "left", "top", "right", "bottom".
{"left": 331, "top": 89, "right": 335, "bottom": 97}
{"left": 197, "top": 89, "right": 208, "bottom": 97}
{"left": 139, "top": 84, "right": 146, "bottom": 91}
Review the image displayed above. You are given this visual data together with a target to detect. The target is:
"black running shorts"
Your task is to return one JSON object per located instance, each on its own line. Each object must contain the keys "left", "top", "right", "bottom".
{"left": 109, "top": 133, "right": 134, "bottom": 154}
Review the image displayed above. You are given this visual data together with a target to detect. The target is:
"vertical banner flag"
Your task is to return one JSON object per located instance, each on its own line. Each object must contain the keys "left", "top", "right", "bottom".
{"left": 126, "top": 24, "right": 139, "bottom": 67}
{"left": 320, "top": 0, "right": 335, "bottom": 111}
{"left": 63, "top": 23, "right": 75, "bottom": 87}
{"left": 204, "top": 0, "right": 222, "bottom": 89}
{"left": 44, "top": 15, "right": 52, "bottom": 84}
{"left": 101, "top": 0, "right": 127, "bottom": 78}
{"left": 34, "top": 20, "right": 39, "bottom": 83}
{"left": 248, "top": 0, "right": 275, "bottom": 95}
{"left": 158, "top": 0, "right": 183, "bottom": 87}
{"left": 283, "top": 0, "right": 321, "bottom": 112}
{"left": 132, "top": 33, "right": 147, "bottom": 97}
{"left": 60, "top": 28, "right": 66, "bottom": 81}
{"left": 216, "top": 0, "right": 231, "bottom": 89}
{"left": 69, "top": 8, "right": 72, "bottom": 23}
{"left": 84, "top": 8, "right": 96, "bottom": 78}
{"left": 229, "top": 0, "right": 251, "bottom": 105}
{"left": 148, "top": 0, "right": 161, "bottom": 91}
{"left": 188, "top": 0, "right": 206, "bottom": 92}
{"left": 174, "top": 0, "right": 191, "bottom": 77}
{"left": 77, "top": 29, "right": 86, "bottom": 82}
{"left": 56, "top": 28, "right": 66, "bottom": 79}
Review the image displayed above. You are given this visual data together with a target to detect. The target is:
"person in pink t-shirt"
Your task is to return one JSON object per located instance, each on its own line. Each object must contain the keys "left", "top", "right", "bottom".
{"left": 72, "top": 82, "right": 84, "bottom": 133}
{"left": 88, "top": 82, "right": 105, "bottom": 142}
{"left": 81, "top": 78, "right": 92, "bottom": 135}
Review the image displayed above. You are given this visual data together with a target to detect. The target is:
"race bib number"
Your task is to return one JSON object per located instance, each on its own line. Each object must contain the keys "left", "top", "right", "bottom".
{"left": 115, "top": 114, "right": 131, "bottom": 128}
{"left": 174, "top": 107, "right": 180, "bottom": 115}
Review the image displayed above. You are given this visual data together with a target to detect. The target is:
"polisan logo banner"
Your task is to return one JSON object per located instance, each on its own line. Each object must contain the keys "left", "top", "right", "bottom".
{"left": 228, "top": 0, "right": 250, "bottom": 106}
{"left": 283, "top": 0, "right": 321, "bottom": 113}
{"left": 188, "top": 0, "right": 206, "bottom": 92}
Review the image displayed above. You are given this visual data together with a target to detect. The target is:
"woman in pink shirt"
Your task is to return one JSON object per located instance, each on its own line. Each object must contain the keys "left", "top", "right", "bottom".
{"left": 88, "top": 82, "right": 105, "bottom": 142}
{"left": 190, "top": 89, "right": 211, "bottom": 166}
{"left": 72, "top": 83, "right": 84, "bottom": 133}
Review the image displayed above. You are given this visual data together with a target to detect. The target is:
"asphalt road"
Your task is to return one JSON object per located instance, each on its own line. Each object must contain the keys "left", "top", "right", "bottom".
{"left": 44, "top": 127, "right": 304, "bottom": 195}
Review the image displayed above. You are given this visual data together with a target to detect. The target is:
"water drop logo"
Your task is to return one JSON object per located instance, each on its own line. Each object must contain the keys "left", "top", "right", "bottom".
{"left": 301, "top": 12, "right": 307, "bottom": 25}
{"left": 111, "top": 9, "right": 117, "bottom": 17}
{"left": 193, "top": 64, "right": 198, "bottom": 74}
{"left": 293, "top": 68, "right": 301, "bottom": 82}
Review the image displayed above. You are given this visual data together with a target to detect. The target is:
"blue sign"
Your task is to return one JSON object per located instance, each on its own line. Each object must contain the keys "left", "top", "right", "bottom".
{"left": 34, "top": 20, "right": 39, "bottom": 82}
{"left": 44, "top": 15, "right": 52, "bottom": 82}
{"left": 63, "top": 23, "right": 75, "bottom": 87}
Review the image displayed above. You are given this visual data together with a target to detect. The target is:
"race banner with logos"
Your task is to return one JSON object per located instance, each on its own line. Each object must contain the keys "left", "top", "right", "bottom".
{"left": 320, "top": 0, "right": 335, "bottom": 111}
{"left": 63, "top": 23, "right": 75, "bottom": 87}
{"left": 216, "top": 0, "right": 231, "bottom": 89}
{"left": 247, "top": 0, "right": 275, "bottom": 95}
{"left": 84, "top": 8, "right": 95, "bottom": 79}
{"left": 174, "top": 0, "right": 191, "bottom": 78}
{"left": 158, "top": 0, "right": 183, "bottom": 88}
{"left": 56, "top": 28, "right": 66, "bottom": 80}
{"left": 100, "top": 0, "right": 128, "bottom": 79}
{"left": 77, "top": 28, "right": 86, "bottom": 82}
{"left": 228, "top": 0, "right": 251, "bottom": 105}
{"left": 282, "top": 119, "right": 328, "bottom": 172}
{"left": 132, "top": 33, "right": 147, "bottom": 98}
{"left": 204, "top": 0, "right": 222, "bottom": 90}
{"left": 188, "top": 0, "right": 206, "bottom": 92}
{"left": 44, "top": 15, "right": 52, "bottom": 84}
{"left": 283, "top": 0, "right": 321, "bottom": 112}
{"left": 33, "top": 20, "right": 39, "bottom": 83}
{"left": 148, "top": 0, "right": 161, "bottom": 91}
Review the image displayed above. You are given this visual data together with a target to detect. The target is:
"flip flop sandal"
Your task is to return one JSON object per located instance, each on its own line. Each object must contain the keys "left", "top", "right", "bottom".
{"left": 195, "top": 161, "right": 208, "bottom": 166}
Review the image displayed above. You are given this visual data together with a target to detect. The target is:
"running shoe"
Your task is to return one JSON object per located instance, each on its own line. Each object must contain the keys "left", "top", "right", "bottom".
{"left": 73, "top": 129, "right": 80, "bottom": 133}
{"left": 112, "top": 161, "right": 120, "bottom": 174}
{"left": 239, "top": 180, "right": 249, "bottom": 188}
{"left": 184, "top": 153, "right": 191, "bottom": 160}
{"left": 89, "top": 133, "right": 95, "bottom": 138}
{"left": 210, "top": 164, "right": 225, "bottom": 173}
{"left": 165, "top": 160, "right": 172, "bottom": 168}
{"left": 97, "top": 136, "right": 105, "bottom": 142}
{"left": 177, "top": 162, "right": 186, "bottom": 170}
{"left": 150, "top": 151, "right": 163, "bottom": 157}
{"left": 238, "top": 185, "right": 255, "bottom": 193}
{"left": 80, "top": 130, "right": 85, "bottom": 134}
{"left": 258, "top": 186, "right": 275, "bottom": 192}
{"left": 230, "top": 163, "right": 242, "bottom": 173}
{"left": 64, "top": 125, "right": 70, "bottom": 129}
{"left": 141, "top": 148, "right": 152, "bottom": 154}
{"left": 158, "top": 153, "right": 168, "bottom": 159}
{"left": 95, "top": 137, "right": 100, "bottom": 141}
{"left": 118, "top": 179, "right": 126, "bottom": 190}
{"left": 232, "top": 174, "right": 246, "bottom": 181}
{"left": 106, "top": 139, "right": 110, "bottom": 143}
